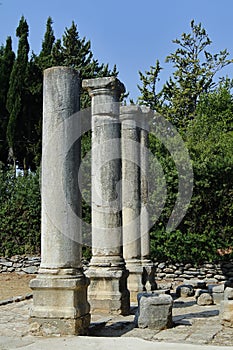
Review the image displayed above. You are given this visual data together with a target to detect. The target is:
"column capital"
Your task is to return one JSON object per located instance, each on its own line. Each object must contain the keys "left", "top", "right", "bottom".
{"left": 120, "top": 105, "right": 141, "bottom": 123}
{"left": 82, "top": 76, "right": 125, "bottom": 98}
{"left": 140, "top": 105, "right": 153, "bottom": 131}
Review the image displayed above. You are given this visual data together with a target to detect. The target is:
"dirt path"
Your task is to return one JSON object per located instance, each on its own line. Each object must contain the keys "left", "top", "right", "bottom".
{"left": 0, "top": 273, "right": 35, "bottom": 300}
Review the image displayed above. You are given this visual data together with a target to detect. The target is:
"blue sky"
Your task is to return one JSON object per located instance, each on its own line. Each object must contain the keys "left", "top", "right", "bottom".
{"left": 0, "top": 0, "right": 233, "bottom": 100}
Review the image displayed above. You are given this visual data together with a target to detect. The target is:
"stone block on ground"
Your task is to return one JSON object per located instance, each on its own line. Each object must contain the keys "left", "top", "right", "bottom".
{"left": 184, "top": 279, "right": 207, "bottom": 289}
{"left": 195, "top": 289, "right": 209, "bottom": 299}
{"left": 176, "top": 284, "right": 194, "bottom": 297}
{"left": 224, "top": 287, "right": 233, "bottom": 300}
{"left": 197, "top": 292, "right": 213, "bottom": 306}
{"left": 220, "top": 300, "right": 233, "bottom": 327}
{"left": 208, "top": 284, "right": 225, "bottom": 305}
{"left": 136, "top": 292, "right": 173, "bottom": 330}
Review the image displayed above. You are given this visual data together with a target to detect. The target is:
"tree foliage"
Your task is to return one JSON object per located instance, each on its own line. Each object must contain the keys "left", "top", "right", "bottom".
{"left": 6, "top": 16, "right": 30, "bottom": 169}
{"left": 138, "top": 21, "right": 233, "bottom": 263}
{"left": 138, "top": 20, "right": 233, "bottom": 131}
{"left": 0, "top": 37, "right": 15, "bottom": 166}
{"left": 0, "top": 167, "right": 41, "bottom": 256}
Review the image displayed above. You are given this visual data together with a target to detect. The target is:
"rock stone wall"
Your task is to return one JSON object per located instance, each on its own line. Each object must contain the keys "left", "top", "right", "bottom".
{"left": 154, "top": 261, "right": 233, "bottom": 283}
{"left": 1, "top": 257, "right": 233, "bottom": 284}
{"left": 0, "top": 256, "right": 40, "bottom": 274}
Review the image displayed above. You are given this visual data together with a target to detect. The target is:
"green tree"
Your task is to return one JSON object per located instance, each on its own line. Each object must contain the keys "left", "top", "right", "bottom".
{"left": 0, "top": 166, "right": 41, "bottom": 256}
{"left": 150, "top": 81, "right": 233, "bottom": 264}
{"left": 26, "top": 17, "right": 56, "bottom": 169}
{"left": 185, "top": 81, "right": 233, "bottom": 245}
{"left": 51, "top": 21, "right": 116, "bottom": 108}
{"left": 138, "top": 20, "right": 233, "bottom": 132}
{"left": 163, "top": 20, "right": 233, "bottom": 130}
{"left": 6, "top": 16, "right": 30, "bottom": 170}
{"left": 137, "top": 60, "right": 163, "bottom": 110}
{"left": 0, "top": 37, "right": 15, "bottom": 166}
{"left": 38, "top": 16, "right": 55, "bottom": 70}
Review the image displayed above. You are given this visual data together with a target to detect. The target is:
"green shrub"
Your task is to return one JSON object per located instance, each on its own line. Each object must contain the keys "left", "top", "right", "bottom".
{"left": 150, "top": 228, "right": 233, "bottom": 265}
{"left": 0, "top": 167, "right": 41, "bottom": 256}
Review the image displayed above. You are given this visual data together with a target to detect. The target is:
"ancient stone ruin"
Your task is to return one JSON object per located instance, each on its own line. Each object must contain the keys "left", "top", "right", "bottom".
{"left": 29, "top": 66, "right": 233, "bottom": 335}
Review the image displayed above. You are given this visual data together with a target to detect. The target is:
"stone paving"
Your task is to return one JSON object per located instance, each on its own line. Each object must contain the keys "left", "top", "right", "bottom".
{"left": 0, "top": 295, "right": 233, "bottom": 348}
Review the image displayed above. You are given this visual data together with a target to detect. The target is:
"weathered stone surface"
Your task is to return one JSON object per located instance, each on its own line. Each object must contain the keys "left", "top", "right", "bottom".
{"left": 184, "top": 279, "right": 207, "bottom": 289}
{"left": 208, "top": 284, "right": 225, "bottom": 293}
{"left": 120, "top": 105, "right": 143, "bottom": 302}
{"left": 176, "top": 285, "right": 194, "bottom": 297}
{"left": 197, "top": 293, "right": 213, "bottom": 306}
{"left": 139, "top": 106, "right": 151, "bottom": 262}
{"left": 86, "top": 267, "right": 130, "bottom": 315}
{"left": 30, "top": 274, "right": 90, "bottom": 335}
{"left": 30, "top": 66, "right": 90, "bottom": 335}
{"left": 136, "top": 293, "right": 173, "bottom": 330}
{"left": 195, "top": 289, "right": 209, "bottom": 299}
{"left": 22, "top": 266, "right": 38, "bottom": 274}
{"left": 220, "top": 300, "right": 233, "bottom": 327}
{"left": 83, "top": 77, "right": 130, "bottom": 315}
{"left": 224, "top": 287, "right": 233, "bottom": 300}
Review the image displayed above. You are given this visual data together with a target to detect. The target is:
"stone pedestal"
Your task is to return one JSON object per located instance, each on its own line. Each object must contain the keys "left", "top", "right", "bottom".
{"left": 82, "top": 77, "right": 130, "bottom": 315}
{"left": 136, "top": 293, "right": 173, "bottom": 330}
{"left": 30, "top": 67, "right": 90, "bottom": 335}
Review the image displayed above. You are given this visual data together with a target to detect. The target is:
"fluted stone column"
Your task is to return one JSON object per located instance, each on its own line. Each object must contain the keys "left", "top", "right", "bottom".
{"left": 82, "top": 77, "right": 130, "bottom": 315}
{"left": 140, "top": 106, "right": 156, "bottom": 292}
{"left": 30, "top": 67, "right": 90, "bottom": 336}
{"left": 120, "top": 105, "right": 144, "bottom": 302}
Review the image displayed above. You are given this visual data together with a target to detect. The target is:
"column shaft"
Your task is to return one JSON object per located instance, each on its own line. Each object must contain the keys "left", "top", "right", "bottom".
{"left": 140, "top": 106, "right": 156, "bottom": 292}
{"left": 121, "top": 105, "right": 144, "bottom": 302}
{"left": 82, "top": 77, "right": 130, "bottom": 314}
{"left": 30, "top": 67, "right": 90, "bottom": 336}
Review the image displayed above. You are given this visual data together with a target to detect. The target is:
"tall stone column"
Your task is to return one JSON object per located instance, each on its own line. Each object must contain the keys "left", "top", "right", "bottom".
{"left": 30, "top": 67, "right": 90, "bottom": 336}
{"left": 120, "top": 105, "right": 144, "bottom": 302}
{"left": 82, "top": 77, "right": 130, "bottom": 315}
{"left": 140, "top": 106, "right": 156, "bottom": 292}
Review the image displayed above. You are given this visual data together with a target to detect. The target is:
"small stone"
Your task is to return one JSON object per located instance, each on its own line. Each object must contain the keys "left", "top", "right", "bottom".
{"left": 224, "top": 287, "right": 233, "bottom": 300}
{"left": 156, "top": 273, "right": 166, "bottom": 278}
{"left": 165, "top": 274, "right": 177, "bottom": 279}
{"left": 195, "top": 289, "right": 209, "bottom": 299}
{"left": 184, "top": 264, "right": 192, "bottom": 269}
{"left": 157, "top": 282, "right": 172, "bottom": 290}
{"left": 197, "top": 293, "right": 213, "bottom": 306}
{"left": 208, "top": 284, "right": 225, "bottom": 294}
{"left": 158, "top": 263, "right": 166, "bottom": 269}
{"left": 1, "top": 261, "right": 13, "bottom": 267}
{"left": 184, "top": 279, "right": 207, "bottom": 289}
{"left": 7, "top": 267, "right": 15, "bottom": 272}
{"left": 176, "top": 285, "right": 194, "bottom": 298}
{"left": 164, "top": 268, "right": 174, "bottom": 273}
{"left": 22, "top": 266, "right": 38, "bottom": 274}
{"left": 205, "top": 278, "right": 218, "bottom": 285}
{"left": 214, "top": 275, "right": 226, "bottom": 281}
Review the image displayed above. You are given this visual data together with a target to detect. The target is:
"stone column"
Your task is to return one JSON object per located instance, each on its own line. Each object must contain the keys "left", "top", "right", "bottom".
{"left": 82, "top": 77, "right": 130, "bottom": 315}
{"left": 120, "top": 105, "right": 144, "bottom": 302}
{"left": 30, "top": 67, "right": 90, "bottom": 336}
{"left": 140, "top": 106, "right": 156, "bottom": 292}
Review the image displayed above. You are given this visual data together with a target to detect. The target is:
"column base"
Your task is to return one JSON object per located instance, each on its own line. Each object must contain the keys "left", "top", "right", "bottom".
{"left": 86, "top": 265, "right": 130, "bottom": 315}
{"left": 141, "top": 260, "right": 157, "bottom": 292}
{"left": 126, "top": 259, "right": 144, "bottom": 303}
{"left": 29, "top": 270, "right": 90, "bottom": 335}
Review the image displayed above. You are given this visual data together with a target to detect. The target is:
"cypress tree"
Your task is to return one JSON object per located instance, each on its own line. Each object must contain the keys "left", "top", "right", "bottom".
{"left": 38, "top": 16, "right": 55, "bottom": 70}
{"left": 0, "top": 37, "right": 15, "bottom": 166}
{"left": 6, "top": 16, "right": 29, "bottom": 169}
